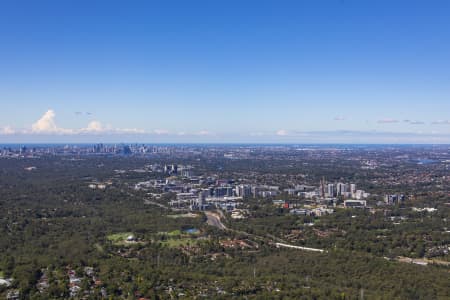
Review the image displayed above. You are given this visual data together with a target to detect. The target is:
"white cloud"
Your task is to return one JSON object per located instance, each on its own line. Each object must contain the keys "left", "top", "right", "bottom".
{"left": 153, "top": 129, "right": 170, "bottom": 135}
{"left": 432, "top": 120, "right": 450, "bottom": 125}
{"left": 26, "top": 110, "right": 146, "bottom": 135}
{"left": 197, "top": 130, "right": 212, "bottom": 136}
{"left": 377, "top": 118, "right": 399, "bottom": 124}
{"left": 83, "top": 121, "right": 105, "bottom": 132}
{"left": 333, "top": 116, "right": 346, "bottom": 121}
{"left": 32, "top": 110, "right": 56, "bottom": 132}
{"left": 404, "top": 119, "right": 425, "bottom": 125}
{"left": 0, "top": 126, "right": 15, "bottom": 135}
{"left": 276, "top": 129, "right": 289, "bottom": 136}
{"left": 77, "top": 121, "right": 146, "bottom": 135}
{"left": 116, "top": 128, "right": 146, "bottom": 134}
{"left": 31, "top": 110, "right": 73, "bottom": 134}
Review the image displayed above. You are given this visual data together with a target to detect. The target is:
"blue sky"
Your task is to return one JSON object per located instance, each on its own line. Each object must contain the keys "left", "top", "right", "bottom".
{"left": 1, "top": 0, "right": 450, "bottom": 143}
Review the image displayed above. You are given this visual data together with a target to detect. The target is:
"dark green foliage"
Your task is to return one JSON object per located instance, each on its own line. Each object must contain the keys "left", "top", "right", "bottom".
{"left": 1, "top": 156, "right": 450, "bottom": 299}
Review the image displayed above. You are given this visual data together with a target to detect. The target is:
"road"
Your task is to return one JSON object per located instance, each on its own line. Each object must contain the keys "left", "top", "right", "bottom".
{"left": 137, "top": 189, "right": 325, "bottom": 253}
{"left": 275, "top": 242, "right": 325, "bottom": 253}
{"left": 204, "top": 211, "right": 227, "bottom": 230}
{"left": 204, "top": 210, "right": 325, "bottom": 253}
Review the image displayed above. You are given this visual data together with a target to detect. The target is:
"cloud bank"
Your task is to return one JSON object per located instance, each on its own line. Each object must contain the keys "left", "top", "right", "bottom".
{"left": 0, "top": 110, "right": 215, "bottom": 140}
{"left": 24, "top": 109, "right": 145, "bottom": 135}
{"left": 1, "top": 110, "right": 450, "bottom": 144}
{"left": 4, "top": 110, "right": 146, "bottom": 136}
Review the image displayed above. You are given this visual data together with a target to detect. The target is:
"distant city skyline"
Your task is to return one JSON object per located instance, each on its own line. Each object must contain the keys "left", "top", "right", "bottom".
{"left": 1, "top": 1, "right": 450, "bottom": 143}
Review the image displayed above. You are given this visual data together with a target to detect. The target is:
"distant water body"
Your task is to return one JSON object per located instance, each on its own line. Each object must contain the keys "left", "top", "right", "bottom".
{"left": 416, "top": 159, "right": 438, "bottom": 164}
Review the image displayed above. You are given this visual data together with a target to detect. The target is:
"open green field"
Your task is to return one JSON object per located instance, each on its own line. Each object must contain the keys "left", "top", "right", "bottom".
{"left": 158, "top": 230, "right": 182, "bottom": 237}
{"left": 107, "top": 232, "right": 133, "bottom": 245}
{"left": 158, "top": 228, "right": 203, "bottom": 248}
{"left": 159, "top": 228, "right": 200, "bottom": 237}
{"left": 168, "top": 229, "right": 181, "bottom": 236}
{"left": 161, "top": 238, "right": 198, "bottom": 248}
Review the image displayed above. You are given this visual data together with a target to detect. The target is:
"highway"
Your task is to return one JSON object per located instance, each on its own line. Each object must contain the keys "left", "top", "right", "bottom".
{"left": 204, "top": 210, "right": 325, "bottom": 253}
{"left": 204, "top": 211, "right": 227, "bottom": 230}
{"left": 139, "top": 192, "right": 325, "bottom": 253}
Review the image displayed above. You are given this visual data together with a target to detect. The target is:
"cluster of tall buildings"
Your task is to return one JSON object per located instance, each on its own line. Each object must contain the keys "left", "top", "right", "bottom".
{"left": 384, "top": 194, "right": 406, "bottom": 205}
{"left": 320, "top": 179, "right": 368, "bottom": 200}
{"left": 235, "top": 185, "right": 252, "bottom": 198}
{"left": 162, "top": 164, "right": 194, "bottom": 177}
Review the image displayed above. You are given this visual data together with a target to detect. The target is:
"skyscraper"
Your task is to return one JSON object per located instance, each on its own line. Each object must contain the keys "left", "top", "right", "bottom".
{"left": 327, "top": 184, "right": 335, "bottom": 197}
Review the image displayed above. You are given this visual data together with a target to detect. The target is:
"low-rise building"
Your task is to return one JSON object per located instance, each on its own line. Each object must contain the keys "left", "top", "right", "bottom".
{"left": 344, "top": 200, "right": 367, "bottom": 208}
